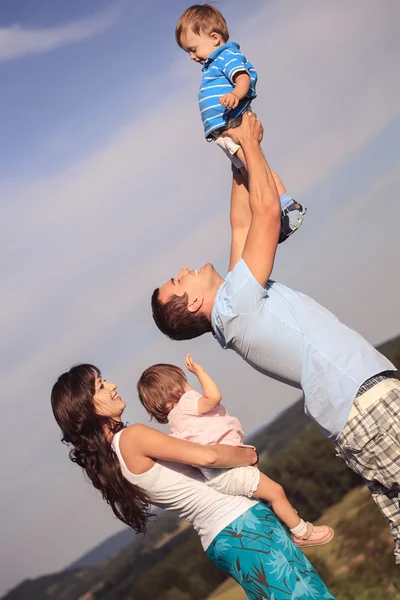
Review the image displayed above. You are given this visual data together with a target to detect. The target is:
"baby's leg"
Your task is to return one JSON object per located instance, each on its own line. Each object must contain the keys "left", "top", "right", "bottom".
{"left": 234, "top": 147, "right": 248, "bottom": 181}
{"left": 271, "top": 170, "right": 286, "bottom": 195}
{"left": 273, "top": 171, "right": 307, "bottom": 243}
{"left": 254, "top": 473, "right": 300, "bottom": 528}
{"left": 200, "top": 466, "right": 259, "bottom": 498}
{"left": 254, "top": 473, "right": 334, "bottom": 547}
{"left": 214, "top": 133, "right": 246, "bottom": 174}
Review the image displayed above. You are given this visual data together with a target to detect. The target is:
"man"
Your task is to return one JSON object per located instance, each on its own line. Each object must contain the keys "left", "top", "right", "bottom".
{"left": 151, "top": 112, "right": 399, "bottom": 562}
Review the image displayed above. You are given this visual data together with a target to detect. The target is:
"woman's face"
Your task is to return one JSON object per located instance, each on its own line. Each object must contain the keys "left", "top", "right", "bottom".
{"left": 93, "top": 376, "right": 126, "bottom": 420}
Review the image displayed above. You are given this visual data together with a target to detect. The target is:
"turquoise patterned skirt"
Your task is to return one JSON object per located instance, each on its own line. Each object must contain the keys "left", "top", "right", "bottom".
{"left": 206, "top": 503, "right": 335, "bottom": 600}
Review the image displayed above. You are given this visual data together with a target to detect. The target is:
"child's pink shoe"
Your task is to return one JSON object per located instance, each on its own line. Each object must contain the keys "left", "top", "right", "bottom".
{"left": 291, "top": 522, "right": 334, "bottom": 548}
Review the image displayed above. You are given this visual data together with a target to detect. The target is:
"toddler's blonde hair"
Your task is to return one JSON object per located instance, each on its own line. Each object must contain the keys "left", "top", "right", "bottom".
{"left": 137, "top": 363, "right": 187, "bottom": 424}
{"left": 175, "top": 4, "right": 229, "bottom": 49}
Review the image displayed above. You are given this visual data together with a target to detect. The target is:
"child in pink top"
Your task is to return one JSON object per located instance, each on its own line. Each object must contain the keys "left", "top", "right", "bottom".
{"left": 138, "top": 355, "right": 334, "bottom": 548}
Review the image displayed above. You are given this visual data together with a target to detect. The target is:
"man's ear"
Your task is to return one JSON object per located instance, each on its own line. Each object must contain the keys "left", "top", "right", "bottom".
{"left": 187, "top": 296, "right": 204, "bottom": 313}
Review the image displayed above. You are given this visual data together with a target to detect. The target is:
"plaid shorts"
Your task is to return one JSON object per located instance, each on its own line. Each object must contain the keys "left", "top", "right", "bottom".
{"left": 335, "top": 378, "right": 400, "bottom": 488}
{"left": 335, "top": 377, "right": 400, "bottom": 562}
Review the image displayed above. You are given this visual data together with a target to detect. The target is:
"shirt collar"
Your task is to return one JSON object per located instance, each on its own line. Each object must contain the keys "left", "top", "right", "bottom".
{"left": 211, "top": 280, "right": 227, "bottom": 347}
{"left": 203, "top": 41, "right": 240, "bottom": 70}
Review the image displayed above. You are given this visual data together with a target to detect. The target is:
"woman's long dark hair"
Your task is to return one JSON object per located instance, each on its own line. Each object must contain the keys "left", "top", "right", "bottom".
{"left": 51, "top": 363, "right": 151, "bottom": 533}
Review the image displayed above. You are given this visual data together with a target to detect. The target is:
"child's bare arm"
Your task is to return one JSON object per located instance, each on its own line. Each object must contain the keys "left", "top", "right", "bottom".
{"left": 220, "top": 72, "right": 251, "bottom": 110}
{"left": 184, "top": 354, "right": 222, "bottom": 414}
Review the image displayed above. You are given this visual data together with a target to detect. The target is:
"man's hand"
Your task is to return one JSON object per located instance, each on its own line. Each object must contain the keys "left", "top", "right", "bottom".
{"left": 223, "top": 111, "right": 263, "bottom": 146}
{"left": 219, "top": 92, "right": 239, "bottom": 110}
{"left": 184, "top": 354, "right": 203, "bottom": 376}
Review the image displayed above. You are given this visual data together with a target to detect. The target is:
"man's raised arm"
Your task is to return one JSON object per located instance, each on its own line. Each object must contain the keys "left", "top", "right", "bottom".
{"left": 228, "top": 168, "right": 251, "bottom": 272}
{"left": 226, "top": 112, "right": 281, "bottom": 286}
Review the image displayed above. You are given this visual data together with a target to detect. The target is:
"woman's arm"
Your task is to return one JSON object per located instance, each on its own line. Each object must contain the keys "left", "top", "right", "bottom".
{"left": 119, "top": 424, "right": 257, "bottom": 475}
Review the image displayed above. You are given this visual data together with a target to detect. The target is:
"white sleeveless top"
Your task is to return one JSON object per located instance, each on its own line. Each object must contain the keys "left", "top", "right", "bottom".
{"left": 112, "top": 429, "right": 257, "bottom": 550}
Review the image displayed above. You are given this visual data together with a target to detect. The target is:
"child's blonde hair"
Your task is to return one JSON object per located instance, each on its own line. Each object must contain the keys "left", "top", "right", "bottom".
{"left": 175, "top": 4, "right": 229, "bottom": 49}
{"left": 137, "top": 364, "right": 187, "bottom": 424}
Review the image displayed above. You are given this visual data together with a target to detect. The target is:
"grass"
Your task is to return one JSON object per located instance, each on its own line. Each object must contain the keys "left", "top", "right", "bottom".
{"left": 207, "top": 577, "right": 246, "bottom": 600}
{"left": 153, "top": 519, "right": 191, "bottom": 550}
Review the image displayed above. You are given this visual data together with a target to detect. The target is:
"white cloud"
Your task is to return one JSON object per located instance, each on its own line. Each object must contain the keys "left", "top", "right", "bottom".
{"left": 0, "top": 6, "right": 119, "bottom": 61}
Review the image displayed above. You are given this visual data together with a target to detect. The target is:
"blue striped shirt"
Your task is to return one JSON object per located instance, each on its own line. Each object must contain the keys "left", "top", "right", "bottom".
{"left": 199, "top": 42, "right": 257, "bottom": 138}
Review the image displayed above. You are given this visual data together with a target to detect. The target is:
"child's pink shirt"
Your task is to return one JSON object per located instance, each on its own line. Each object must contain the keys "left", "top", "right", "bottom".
{"left": 168, "top": 389, "right": 245, "bottom": 446}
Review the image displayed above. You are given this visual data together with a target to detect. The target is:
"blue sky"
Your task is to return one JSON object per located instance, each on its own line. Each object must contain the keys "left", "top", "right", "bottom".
{"left": 0, "top": 0, "right": 192, "bottom": 180}
{"left": 0, "top": 0, "right": 399, "bottom": 595}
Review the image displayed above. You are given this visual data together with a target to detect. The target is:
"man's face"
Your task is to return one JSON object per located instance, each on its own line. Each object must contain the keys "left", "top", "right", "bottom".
{"left": 158, "top": 263, "right": 218, "bottom": 309}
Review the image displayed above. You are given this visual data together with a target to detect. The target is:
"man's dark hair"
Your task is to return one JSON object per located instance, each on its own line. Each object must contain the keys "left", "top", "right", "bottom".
{"left": 151, "top": 288, "right": 212, "bottom": 340}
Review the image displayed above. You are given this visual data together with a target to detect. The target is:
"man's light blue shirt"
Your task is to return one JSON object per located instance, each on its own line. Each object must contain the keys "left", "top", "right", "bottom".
{"left": 211, "top": 259, "right": 395, "bottom": 440}
{"left": 199, "top": 42, "right": 257, "bottom": 138}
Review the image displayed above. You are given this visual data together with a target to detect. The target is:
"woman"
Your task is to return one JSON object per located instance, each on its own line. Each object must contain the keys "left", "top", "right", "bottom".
{"left": 51, "top": 363, "right": 335, "bottom": 600}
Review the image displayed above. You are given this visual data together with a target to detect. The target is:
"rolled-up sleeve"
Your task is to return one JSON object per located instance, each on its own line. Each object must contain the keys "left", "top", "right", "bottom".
{"left": 177, "top": 390, "right": 202, "bottom": 416}
{"left": 219, "top": 53, "right": 249, "bottom": 84}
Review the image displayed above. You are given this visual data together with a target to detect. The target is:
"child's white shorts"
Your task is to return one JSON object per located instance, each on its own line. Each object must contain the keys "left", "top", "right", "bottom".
{"left": 211, "top": 132, "right": 244, "bottom": 169}
{"left": 201, "top": 465, "right": 260, "bottom": 498}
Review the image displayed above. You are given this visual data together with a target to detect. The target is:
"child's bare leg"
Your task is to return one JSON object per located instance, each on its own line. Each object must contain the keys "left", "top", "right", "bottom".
{"left": 270, "top": 170, "right": 307, "bottom": 243}
{"left": 239, "top": 166, "right": 248, "bottom": 180}
{"left": 253, "top": 473, "right": 334, "bottom": 546}
{"left": 233, "top": 147, "right": 248, "bottom": 181}
{"left": 253, "top": 473, "right": 300, "bottom": 528}
{"left": 271, "top": 170, "right": 287, "bottom": 195}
